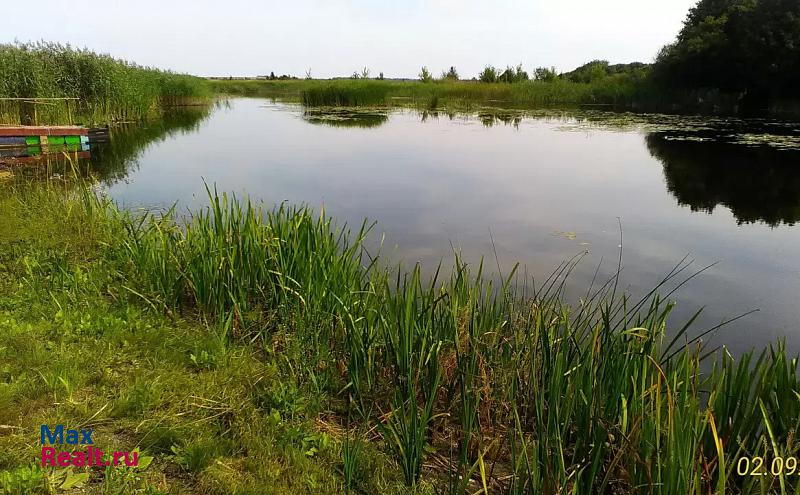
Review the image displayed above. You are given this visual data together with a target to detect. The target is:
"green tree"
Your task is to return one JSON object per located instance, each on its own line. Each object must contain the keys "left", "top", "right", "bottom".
{"left": 497, "top": 64, "right": 529, "bottom": 83}
{"left": 565, "top": 60, "right": 610, "bottom": 83}
{"left": 514, "top": 64, "right": 529, "bottom": 82}
{"left": 498, "top": 66, "right": 514, "bottom": 83}
{"left": 534, "top": 66, "right": 558, "bottom": 82}
{"left": 478, "top": 65, "right": 497, "bottom": 83}
{"left": 442, "top": 66, "right": 459, "bottom": 81}
{"left": 419, "top": 66, "right": 433, "bottom": 82}
{"left": 654, "top": 0, "right": 800, "bottom": 105}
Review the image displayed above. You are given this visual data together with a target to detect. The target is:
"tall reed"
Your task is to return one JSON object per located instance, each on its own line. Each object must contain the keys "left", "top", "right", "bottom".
{"left": 0, "top": 42, "right": 211, "bottom": 125}
{"left": 301, "top": 81, "right": 393, "bottom": 107}
{"left": 211, "top": 77, "right": 659, "bottom": 111}
{"left": 47, "top": 182, "right": 799, "bottom": 493}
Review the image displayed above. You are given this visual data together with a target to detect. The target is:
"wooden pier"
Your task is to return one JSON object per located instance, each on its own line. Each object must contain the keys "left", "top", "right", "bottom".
{"left": 0, "top": 125, "right": 88, "bottom": 137}
{"left": 0, "top": 125, "right": 92, "bottom": 164}
{"left": 0, "top": 126, "right": 89, "bottom": 148}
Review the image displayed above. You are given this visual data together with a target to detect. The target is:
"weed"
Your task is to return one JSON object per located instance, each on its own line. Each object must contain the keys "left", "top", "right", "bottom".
{"left": 0, "top": 42, "right": 211, "bottom": 125}
{"left": 1, "top": 178, "right": 798, "bottom": 493}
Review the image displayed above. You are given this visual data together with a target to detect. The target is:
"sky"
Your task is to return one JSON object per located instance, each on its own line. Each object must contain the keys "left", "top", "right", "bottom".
{"left": 2, "top": 0, "right": 697, "bottom": 79}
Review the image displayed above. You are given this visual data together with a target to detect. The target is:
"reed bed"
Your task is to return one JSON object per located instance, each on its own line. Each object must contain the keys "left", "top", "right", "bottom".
{"left": 210, "top": 77, "right": 659, "bottom": 111}
{"left": 0, "top": 42, "right": 211, "bottom": 125}
{"left": 301, "top": 81, "right": 393, "bottom": 107}
{"left": 211, "top": 77, "right": 750, "bottom": 115}
{"left": 92, "top": 184, "right": 799, "bottom": 493}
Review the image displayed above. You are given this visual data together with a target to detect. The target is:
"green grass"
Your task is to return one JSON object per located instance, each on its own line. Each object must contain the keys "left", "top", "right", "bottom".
{"left": 210, "top": 76, "right": 664, "bottom": 112}
{"left": 0, "top": 175, "right": 799, "bottom": 493}
{"left": 209, "top": 77, "right": 759, "bottom": 115}
{"left": 301, "top": 82, "right": 394, "bottom": 106}
{"left": 0, "top": 42, "right": 212, "bottom": 125}
{"left": 0, "top": 179, "right": 411, "bottom": 494}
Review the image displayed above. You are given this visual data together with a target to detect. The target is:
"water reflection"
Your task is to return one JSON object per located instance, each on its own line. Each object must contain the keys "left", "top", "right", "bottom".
{"left": 302, "top": 109, "right": 388, "bottom": 128}
{"left": 88, "top": 99, "right": 800, "bottom": 356}
{"left": 478, "top": 112, "right": 523, "bottom": 128}
{"left": 646, "top": 132, "right": 800, "bottom": 226}
{"left": 93, "top": 106, "right": 213, "bottom": 182}
{"left": 1, "top": 106, "right": 212, "bottom": 182}
{"left": 295, "top": 107, "right": 800, "bottom": 227}
{"left": 302, "top": 107, "right": 531, "bottom": 129}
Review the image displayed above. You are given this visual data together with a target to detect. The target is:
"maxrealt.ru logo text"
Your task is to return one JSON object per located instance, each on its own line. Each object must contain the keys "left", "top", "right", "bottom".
{"left": 40, "top": 425, "right": 139, "bottom": 467}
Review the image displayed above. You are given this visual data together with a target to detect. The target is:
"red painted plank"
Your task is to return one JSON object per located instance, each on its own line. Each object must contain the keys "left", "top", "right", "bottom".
{"left": 0, "top": 126, "right": 88, "bottom": 137}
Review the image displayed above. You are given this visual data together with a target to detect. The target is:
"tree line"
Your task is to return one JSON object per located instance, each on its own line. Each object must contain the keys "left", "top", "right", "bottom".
{"left": 260, "top": 0, "right": 798, "bottom": 111}
{"left": 654, "top": 0, "right": 800, "bottom": 109}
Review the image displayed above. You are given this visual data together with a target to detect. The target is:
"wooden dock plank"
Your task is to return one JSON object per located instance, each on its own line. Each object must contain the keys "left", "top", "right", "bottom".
{"left": 0, "top": 126, "right": 88, "bottom": 137}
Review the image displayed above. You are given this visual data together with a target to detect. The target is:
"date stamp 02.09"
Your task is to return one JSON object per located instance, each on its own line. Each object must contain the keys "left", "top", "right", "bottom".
{"left": 738, "top": 456, "right": 800, "bottom": 477}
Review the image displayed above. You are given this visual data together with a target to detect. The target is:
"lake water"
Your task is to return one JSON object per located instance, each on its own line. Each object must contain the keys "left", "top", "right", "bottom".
{"left": 86, "top": 98, "right": 800, "bottom": 355}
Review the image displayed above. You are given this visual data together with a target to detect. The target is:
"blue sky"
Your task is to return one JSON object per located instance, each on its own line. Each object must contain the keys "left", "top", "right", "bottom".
{"left": 3, "top": 0, "right": 697, "bottom": 78}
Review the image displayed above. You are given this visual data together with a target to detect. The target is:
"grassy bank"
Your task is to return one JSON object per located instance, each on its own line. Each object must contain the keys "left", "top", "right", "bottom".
{"left": 0, "top": 43, "right": 211, "bottom": 125}
{"left": 1, "top": 176, "right": 799, "bottom": 493}
{"left": 209, "top": 78, "right": 747, "bottom": 114}
{"left": 210, "top": 78, "right": 654, "bottom": 110}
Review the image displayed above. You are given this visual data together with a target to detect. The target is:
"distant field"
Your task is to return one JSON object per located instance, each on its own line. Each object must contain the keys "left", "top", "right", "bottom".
{"left": 209, "top": 77, "right": 657, "bottom": 110}
{"left": 208, "top": 77, "right": 770, "bottom": 116}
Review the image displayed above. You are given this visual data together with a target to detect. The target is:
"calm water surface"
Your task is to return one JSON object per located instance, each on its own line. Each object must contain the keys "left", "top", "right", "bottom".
{"left": 93, "top": 98, "right": 800, "bottom": 355}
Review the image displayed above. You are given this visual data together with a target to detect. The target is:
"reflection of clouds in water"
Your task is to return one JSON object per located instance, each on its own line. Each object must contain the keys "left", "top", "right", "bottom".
{"left": 93, "top": 106, "right": 213, "bottom": 184}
